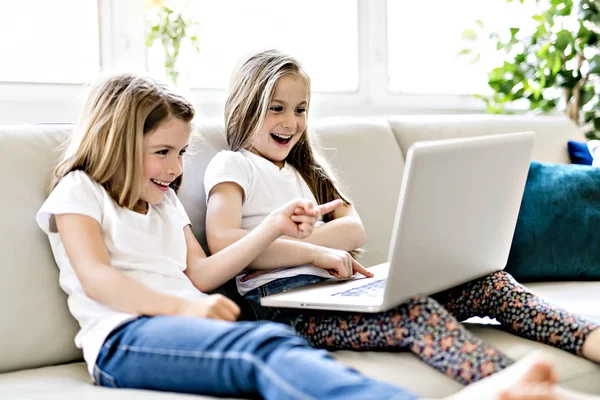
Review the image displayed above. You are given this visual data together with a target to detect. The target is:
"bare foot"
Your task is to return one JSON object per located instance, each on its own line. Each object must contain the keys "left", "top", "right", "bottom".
{"left": 445, "top": 352, "right": 600, "bottom": 400}
{"left": 521, "top": 357, "right": 557, "bottom": 385}
{"left": 444, "top": 352, "right": 558, "bottom": 400}
{"left": 498, "top": 382, "right": 555, "bottom": 400}
{"left": 496, "top": 357, "right": 558, "bottom": 400}
{"left": 497, "top": 360, "right": 556, "bottom": 400}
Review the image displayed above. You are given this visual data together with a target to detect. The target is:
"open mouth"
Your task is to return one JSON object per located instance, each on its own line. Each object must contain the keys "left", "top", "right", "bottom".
{"left": 151, "top": 179, "right": 170, "bottom": 191}
{"left": 270, "top": 133, "right": 293, "bottom": 145}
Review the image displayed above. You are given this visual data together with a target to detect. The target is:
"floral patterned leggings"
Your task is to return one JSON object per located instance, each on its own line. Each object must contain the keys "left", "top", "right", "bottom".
{"left": 244, "top": 271, "right": 598, "bottom": 385}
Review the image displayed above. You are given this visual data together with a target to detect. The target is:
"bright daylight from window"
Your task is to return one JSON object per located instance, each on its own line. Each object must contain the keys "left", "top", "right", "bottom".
{"left": 146, "top": 0, "right": 359, "bottom": 92}
{"left": 0, "top": 0, "right": 99, "bottom": 84}
{"left": 387, "top": 0, "right": 539, "bottom": 95}
{"left": 0, "top": 0, "right": 562, "bottom": 124}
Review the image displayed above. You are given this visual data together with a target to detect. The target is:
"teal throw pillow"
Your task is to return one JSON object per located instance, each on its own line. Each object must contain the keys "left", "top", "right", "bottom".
{"left": 505, "top": 161, "right": 600, "bottom": 281}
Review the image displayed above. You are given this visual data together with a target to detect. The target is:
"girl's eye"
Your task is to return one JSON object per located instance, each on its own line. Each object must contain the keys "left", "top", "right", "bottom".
{"left": 156, "top": 150, "right": 168, "bottom": 155}
{"left": 296, "top": 108, "right": 306, "bottom": 114}
{"left": 179, "top": 149, "right": 187, "bottom": 156}
{"left": 269, "top": 106, "right": 284, "bottom": 112}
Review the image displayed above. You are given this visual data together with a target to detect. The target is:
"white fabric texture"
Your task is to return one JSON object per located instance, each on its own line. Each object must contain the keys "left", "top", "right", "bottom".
{"left": 204, "top": 149, "right": 331, "bottom": 295}
{"left": 587, "top": 140, "right": 600, "bottom": 167}
{"left": 36, "top": 171, "right": 205, "bottom": 378}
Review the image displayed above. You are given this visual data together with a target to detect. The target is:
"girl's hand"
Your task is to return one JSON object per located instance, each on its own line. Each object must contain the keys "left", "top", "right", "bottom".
{"left": 268, "top": 198, "right": 343, "bottom": 239}
{"left": 312, "top": 247, "right": 374, "bottom": 279}
{"left": 177, "top": 294, "right": 240, "bottom": 321}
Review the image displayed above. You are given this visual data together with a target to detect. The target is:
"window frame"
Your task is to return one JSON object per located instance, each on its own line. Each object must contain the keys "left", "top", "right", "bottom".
{"left": 0, "top": 0, "right": 498, "bottom": 123}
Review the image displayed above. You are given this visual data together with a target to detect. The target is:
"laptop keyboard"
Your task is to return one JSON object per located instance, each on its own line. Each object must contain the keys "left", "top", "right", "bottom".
{"left": 332, "top": 279, "right": 386, "bottom": 297}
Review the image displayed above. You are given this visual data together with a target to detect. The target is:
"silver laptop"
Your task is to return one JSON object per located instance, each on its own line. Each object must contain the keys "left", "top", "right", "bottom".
{"left": 261, "top": 131, "right": 535, "bottom": 313}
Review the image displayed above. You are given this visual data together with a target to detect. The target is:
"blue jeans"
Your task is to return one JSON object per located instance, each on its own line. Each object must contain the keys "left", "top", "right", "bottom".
{"left": 94, "top": 316, "right": 416, "bottom": 400}
{"left": 244, "top": 275, "right": 329, "bottom": 322}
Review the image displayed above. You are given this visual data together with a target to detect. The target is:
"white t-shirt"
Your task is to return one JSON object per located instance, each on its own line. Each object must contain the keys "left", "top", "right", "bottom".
{"left": 36, "top": 170, "right": 206, "bottom": 378}
{"left": 204, "top": 149, "right": 331, "bottom": 295}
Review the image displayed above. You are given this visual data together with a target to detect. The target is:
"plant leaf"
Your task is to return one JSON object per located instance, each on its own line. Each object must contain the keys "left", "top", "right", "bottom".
{"left": 462, "top": 29, "right": 477, "bottom": 41}
{"left": 588, "top": 54, "right": 600, "bottom": 74}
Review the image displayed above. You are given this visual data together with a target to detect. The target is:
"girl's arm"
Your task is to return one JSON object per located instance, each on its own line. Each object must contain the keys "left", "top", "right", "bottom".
{"left": 56, "top": 214, "right": 240, "bottom": 320}
{"left": 206, "top": 182, "right": 367, "bottom": 268}
{"left": 207, "top": 182, "right": 323, "bottom": 268}
{"left": 183, "top": 222, "right": 278, "bottom": 292}
{"left": 186, "top": 197, "right": 354, "bottom": 292}
{"left": 290, "top": 203, "right": 367, "bottom": 251}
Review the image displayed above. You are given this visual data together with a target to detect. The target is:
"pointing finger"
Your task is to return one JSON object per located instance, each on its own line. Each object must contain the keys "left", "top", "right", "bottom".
{"left": 352, "top": 258, "right": 374, "bottom": 278}
{"left": 316, "top": 199, "right": 343, "bottom": 216}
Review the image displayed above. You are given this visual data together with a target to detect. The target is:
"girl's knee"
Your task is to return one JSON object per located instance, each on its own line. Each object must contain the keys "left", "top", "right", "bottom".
{"left": 482, "top": 271, "right": 532, "bottom": 304}
{"left": 486, "top": 270, "right": 514, "bottom": 283}
{"left": 251, "top": 322, "right": 305, "bottom": 343}
{"left": 494, "top": 271, "right": 514, "bottom": 280}
{"left": 259, "top": 321, "right": 296, "bottom": 335}
{"left": 407, "top": 296, "right": 446, "bottom": 312}
{"left": 479, "top": 271, "right": 518, "bottom": 290}
{"left": 245, "top": 322, "right": 314, "bottom": 358}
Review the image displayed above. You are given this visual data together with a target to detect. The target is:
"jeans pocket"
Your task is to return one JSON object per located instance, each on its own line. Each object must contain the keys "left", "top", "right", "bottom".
{"left": 94, "top": 365, "right": 120, "bottom": 388}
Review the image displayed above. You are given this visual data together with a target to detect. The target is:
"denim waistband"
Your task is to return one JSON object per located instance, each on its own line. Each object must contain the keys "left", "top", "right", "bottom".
{"left": 243, "top": 274, "right": 329, "bottom": 322}
{"left": 244, "top": 274, "right": 329, "bottom": 301}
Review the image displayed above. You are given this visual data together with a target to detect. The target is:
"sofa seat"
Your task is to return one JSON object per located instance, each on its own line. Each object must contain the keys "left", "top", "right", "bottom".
{"left": 0, "top": 362, "right": 240, "bottom": 400}
{"left": 2, "top": 281, "right": 599, "bottom": 400}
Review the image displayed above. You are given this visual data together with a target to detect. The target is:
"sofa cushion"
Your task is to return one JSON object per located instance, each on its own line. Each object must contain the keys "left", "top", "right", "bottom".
{"left": 0, "top": 362, "right": 234, "bottom": 399}
{"left": 0, "top": 124, "right": 82, "bottom": 374}
{"left": 177, "top": 118, "right": 227, "bottom": 254}
{"left": 309, "top": 118, "right": 405, "bottom": 267}
{"left": 567, "top": 140, "right": 593, "bottom": 165}
{"left": 387, "top": 114, "right": 585, "bottom": 164}
{"left": 506, "top": 161, "right": 600, "bottom": 281}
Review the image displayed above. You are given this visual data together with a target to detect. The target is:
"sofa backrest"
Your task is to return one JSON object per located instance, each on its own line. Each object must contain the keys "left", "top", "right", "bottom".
{"left": 387, "top": 114, "right": 584, "bottom": 163}
{"left": 0, "top": 125, "right": 82, "bottom": 373}
{"left": 0, "top": 114, "right": 584, "bottom": 373}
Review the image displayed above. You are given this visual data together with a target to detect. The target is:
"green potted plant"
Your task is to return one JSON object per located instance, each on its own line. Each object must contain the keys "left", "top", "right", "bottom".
{"left": 145, "top": 0, "right": 200, "bottom": 86}
{"left": 461, "top": 0, "right": 600, "bottom": 139}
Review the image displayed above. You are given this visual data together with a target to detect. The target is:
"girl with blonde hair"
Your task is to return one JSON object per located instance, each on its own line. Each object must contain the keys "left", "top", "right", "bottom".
{"left": 37, "top": 71, "right": 408, "bottom": 399}
{"left": 204, "top": 49, "right": 600, "bottom": 386}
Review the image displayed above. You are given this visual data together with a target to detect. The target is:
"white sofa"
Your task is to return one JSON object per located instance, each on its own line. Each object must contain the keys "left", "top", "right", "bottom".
{"left": 1, "top": 114, "right": 599, "bottom": 399}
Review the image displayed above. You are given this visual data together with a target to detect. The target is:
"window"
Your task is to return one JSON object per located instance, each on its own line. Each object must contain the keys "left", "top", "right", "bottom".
{"left": 0, "top": 0, "right": 100, "bottom": 83}
{"left": 2, "top": 0, "right": 542, "bottom": 123}
{"left": 387, "top": 0, "right": 539, "bottom": 95}
{"left": 146, "top": 0, "right": 359, "bottom": 92}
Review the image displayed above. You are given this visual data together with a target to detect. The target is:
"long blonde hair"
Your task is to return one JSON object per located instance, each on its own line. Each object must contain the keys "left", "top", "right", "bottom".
{"left": 51, "top": 73, "right": 194, "bottom": 210}
{"left": 225, "top": 49, "right": 351, "bottom": 222}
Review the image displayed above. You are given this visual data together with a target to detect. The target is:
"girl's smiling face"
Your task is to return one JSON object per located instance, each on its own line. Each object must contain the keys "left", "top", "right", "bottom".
{"left": 137, "top": 116, "right": 191, "bottom": 212}
{"left": 250, "top": 73, "right": 308, "bottom": 168}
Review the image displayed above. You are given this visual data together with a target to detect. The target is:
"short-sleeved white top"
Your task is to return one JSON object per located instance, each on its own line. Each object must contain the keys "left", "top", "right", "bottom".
{"left": 204, "top": 149, "right": 331, "bottom": 295}
{"left": 36, "top": 170, "right": 205, "bottom": 378}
